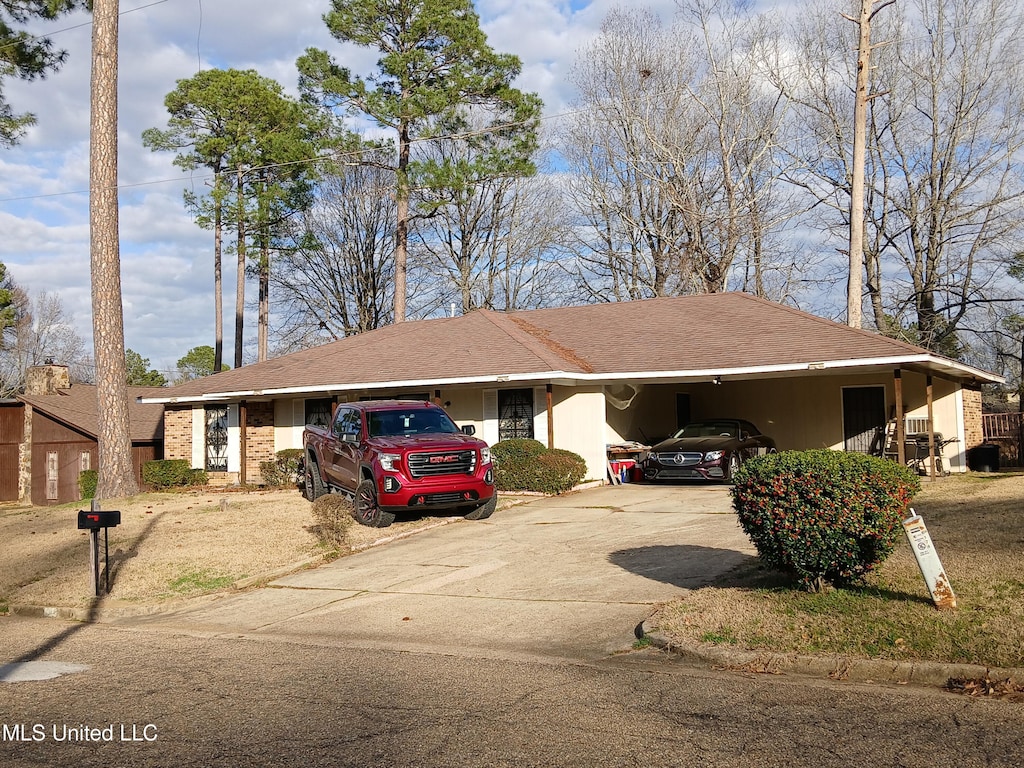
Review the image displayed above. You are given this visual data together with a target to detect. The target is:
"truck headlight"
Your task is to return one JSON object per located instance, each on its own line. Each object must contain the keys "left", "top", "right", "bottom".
{"left": 379, "top": 453, "right": 401, "bottom": 472}
{"left": 480, "top": 447, "right": 491, "bottom": 465}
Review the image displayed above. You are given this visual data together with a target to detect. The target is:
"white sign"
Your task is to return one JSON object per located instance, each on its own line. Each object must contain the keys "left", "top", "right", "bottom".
{"left": 902, "top": 509, "right": 956, "bottom": 610}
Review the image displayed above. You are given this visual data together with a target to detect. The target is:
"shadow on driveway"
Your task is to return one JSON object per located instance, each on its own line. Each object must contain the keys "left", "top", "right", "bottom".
{"left": 608, "top": 544, "right": 759, "bottom": 589}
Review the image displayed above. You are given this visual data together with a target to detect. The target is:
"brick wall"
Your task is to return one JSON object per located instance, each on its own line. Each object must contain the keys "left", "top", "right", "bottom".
{"left": 244, "top": 401, "right": 276, "bottom": 482}
{"left": 963, "top": 386, "right": 983, "bottom": 450}
{"left": 164, "top": 406, "right": 193, "bottom": 462}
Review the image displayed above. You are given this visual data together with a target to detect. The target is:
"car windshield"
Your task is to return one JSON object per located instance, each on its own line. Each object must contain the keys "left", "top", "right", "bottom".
{"left": 368, "top": 408, "right": 460, "bottom": 438}
{"left": 673, "top": 421, "right": 741, "bottom": 439}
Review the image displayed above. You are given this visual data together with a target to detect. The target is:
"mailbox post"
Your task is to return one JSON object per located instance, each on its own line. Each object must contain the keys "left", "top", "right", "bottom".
{"left": 77, "top": 500, "right": 121, "bottom": 596}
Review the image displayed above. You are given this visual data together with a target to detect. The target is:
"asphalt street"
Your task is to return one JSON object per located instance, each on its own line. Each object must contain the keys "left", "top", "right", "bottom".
{"left": 2, "top": 484, "right": 1022, "bottom": 766}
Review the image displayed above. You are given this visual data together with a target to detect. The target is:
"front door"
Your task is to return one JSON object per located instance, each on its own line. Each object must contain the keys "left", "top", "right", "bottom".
{"left": 498, "top": 389, "right": 534, "bottom": 441}
{"left": 843, "top": 386, "right": 886, "bottom": 454}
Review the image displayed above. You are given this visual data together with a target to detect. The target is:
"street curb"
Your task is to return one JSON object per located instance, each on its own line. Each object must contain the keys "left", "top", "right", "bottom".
{"left": 640, "top": 620, "right": 1023, "bottom": 689}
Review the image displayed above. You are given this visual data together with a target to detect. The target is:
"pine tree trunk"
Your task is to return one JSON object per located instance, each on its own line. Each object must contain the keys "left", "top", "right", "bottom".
{"left": 235, "top": 166, "right": 246, "bottom": 369}
{"left": 394, "top": 119, "right": 410, "bottom": 323}
{"left": 214, "top": 175, "right": 224, "bottom": 372}
{"left": 90, "top": 0, "right": 138, "bottom": 498}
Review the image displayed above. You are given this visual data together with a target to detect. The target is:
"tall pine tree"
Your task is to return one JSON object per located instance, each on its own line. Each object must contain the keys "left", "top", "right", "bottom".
{"left": 297, "top": 0, "right": 541, "bottom": 322}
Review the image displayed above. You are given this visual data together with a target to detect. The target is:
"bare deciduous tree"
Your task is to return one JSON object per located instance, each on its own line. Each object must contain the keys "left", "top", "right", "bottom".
{"left": 270, "top": 157, "right": 395, "bottom": 352}
{"left": 411, "top": 128, "right": 572, "bottom": 315}
{"left": 0, "top": 289, "right": 87, "bottom": 397}
{"left": 770, "top": 0, "right": 1024, "bottom": 353}
{"left": 561, "top": 1, "right": 795, "bottom": 304}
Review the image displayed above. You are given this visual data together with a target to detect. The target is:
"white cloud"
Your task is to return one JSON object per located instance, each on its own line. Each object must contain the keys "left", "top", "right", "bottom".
{"left": 0, "top": 0, "right": 785, "bottom": 369}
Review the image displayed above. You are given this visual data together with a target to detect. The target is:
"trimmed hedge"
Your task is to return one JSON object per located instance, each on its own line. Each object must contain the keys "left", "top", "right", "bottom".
{"left": 730, "top": 449, "right": 920, "bottom": 591}
{"left": 143, "top": 459, "right": 208, "bottom": 489}
{"left": 491, "top": 439, "right": 587, "bottom": 494}
{"left": 259, "top": 448, "right": 304, "bottom": 488}
{"left": 79, "top": 470, "right": 98, "bottom": 500}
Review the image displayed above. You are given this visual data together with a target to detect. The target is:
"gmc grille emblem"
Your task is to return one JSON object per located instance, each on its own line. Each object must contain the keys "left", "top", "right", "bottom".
{"left": 429, "top": 455, "right": 460, "bottom": 464}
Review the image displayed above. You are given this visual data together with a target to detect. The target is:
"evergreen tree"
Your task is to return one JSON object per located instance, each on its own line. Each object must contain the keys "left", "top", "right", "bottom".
{"left": 125, "top": 348, "right": 167, "bottom": 387}
{"left": 176, "top": 345, "right": 227, "bottom": 382}
{"left": 143, "top": 69, "right": 319, "bottom": 368}
{"left": 297, "top": 0, "right": 542, "bottom": 322}
{"left": 0, "top": 1, "right": 89, "bottom": 146}
{"left": 0, "top": 261, "right": 16, "bottom": 334}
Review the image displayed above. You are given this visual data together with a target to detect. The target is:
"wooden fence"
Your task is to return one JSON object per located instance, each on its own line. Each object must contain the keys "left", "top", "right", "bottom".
{"left": 982, "top": 412, "right": 1023, "bottom": 467}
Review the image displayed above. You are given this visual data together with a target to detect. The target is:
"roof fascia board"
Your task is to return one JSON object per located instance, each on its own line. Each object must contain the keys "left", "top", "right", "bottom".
{"left": 26, "top": 407, "right": 97, "bottom": 440}
{"left": 137, "top": 372, "right": 579, "bottom": 404}
{"left": 139, "top": 352, "right": 1000, "bottom": 405}
{"left": 589, "top": 356, "right": 1002, "bottom": 384}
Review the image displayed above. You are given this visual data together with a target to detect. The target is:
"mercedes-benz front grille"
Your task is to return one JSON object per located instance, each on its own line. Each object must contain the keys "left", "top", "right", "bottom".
{"left": 651, "top": 452, "right": 704, "bottom": 466}
{"left": 408, "top": 450, "right": 476, "bottom": 478}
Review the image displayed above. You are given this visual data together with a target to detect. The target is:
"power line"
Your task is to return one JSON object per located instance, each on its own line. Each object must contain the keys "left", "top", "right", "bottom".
{"left": 0, "top": 0, "right": 173, "bottom": 55}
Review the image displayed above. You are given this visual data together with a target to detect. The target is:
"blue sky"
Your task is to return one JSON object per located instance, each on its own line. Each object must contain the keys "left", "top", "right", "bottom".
{"left": 0, "top": 0, "right": 771, "bottom": 377}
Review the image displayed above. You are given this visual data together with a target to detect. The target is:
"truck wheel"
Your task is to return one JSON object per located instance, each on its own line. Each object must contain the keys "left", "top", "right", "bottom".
{"left": 304, "top": 457, "right": 326, "bottom": 501}
{"left": 464, "top": 494, "right": 496, "bottom": 521}
{"left": 354, "top": 479, "right": 395, "bottom": 528}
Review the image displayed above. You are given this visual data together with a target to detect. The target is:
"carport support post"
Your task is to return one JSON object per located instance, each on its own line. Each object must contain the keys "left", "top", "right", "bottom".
{"left": 926, "top": 375, "right": 936, "bottom": 480}
{"left": 894, "top": 369, "right": 906, "bottom": 465}
{"left": 546, "top": 384, "right": 554, "bottom": 449}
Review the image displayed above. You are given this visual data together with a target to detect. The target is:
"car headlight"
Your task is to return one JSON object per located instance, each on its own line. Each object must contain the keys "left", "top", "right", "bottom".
{"left": 704, "top": 450, "right": 724, "bottom": 462}
{"left": 480, "top": 447, "right": 491, "bottom": 465}
{"left": 379, "top": 453, "right": 401, "bottom": 472}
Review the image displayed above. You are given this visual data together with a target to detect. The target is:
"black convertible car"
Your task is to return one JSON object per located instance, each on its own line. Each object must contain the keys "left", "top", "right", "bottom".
{"left": 641, "top": 419, "right": 776, "bottom": 483}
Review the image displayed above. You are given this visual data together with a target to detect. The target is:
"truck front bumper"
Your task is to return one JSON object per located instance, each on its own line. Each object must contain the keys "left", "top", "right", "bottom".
{"left": 377, "top": 467, "right": 495, "bottom": 512}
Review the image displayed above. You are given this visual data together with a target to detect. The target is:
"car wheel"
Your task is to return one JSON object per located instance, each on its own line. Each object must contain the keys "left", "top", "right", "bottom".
{"left": 726, "top": 453, "right": 741, "bottom": 483}
{"left": 354, "top": 478, "right": 395, "bottom": 528}
{"left": 304, "top": 456, "right": 326, "bottom": 501}
{"left": 464, "top": 494, "right": 496, "bottom": 521}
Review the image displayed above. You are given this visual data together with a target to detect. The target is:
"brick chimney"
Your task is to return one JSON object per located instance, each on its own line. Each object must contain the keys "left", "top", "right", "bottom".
{"left": 24, "top": 362, "right": 71, "bottom": 395}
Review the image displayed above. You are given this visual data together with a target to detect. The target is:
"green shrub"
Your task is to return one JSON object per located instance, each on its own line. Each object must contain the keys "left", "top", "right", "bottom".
{"left": 310, "top": 494, "right": 354, "bottom": 547}
{"left": 79, "top": 470, "right": 98, "bottom": 500}
{"left": 492, "top": 439, "right": 546, "bottom": 491}
{"left": 259, "top": 449, "right": 304, "bottom": 487}
{"left": 534, "top": 448, "right": 588, "bottom": 494}
{"left": 491, "top": 439, "right": 586, "bottom": 494}
{"left": 143, "top": 459, "right": 206, "bottom": 489}
{"left": 730, "top": 449, "right": 920, "bottom": 591}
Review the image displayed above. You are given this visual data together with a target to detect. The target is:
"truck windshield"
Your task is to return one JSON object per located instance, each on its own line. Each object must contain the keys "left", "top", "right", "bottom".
{"left": 368, "top": 409, "right": 460, "bottom": 437}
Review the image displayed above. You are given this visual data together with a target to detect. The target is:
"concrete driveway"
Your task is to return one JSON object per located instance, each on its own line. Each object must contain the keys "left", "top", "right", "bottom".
{"left": 119, "top": 483, "right": 756, "bottom": 662}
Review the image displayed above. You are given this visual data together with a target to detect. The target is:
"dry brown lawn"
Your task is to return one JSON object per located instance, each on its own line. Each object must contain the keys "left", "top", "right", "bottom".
{"left": 0, "top": 488, "right": 527, "bottom": 612}
{"left": 647, "top": 472, "right": 1024, "bottom": 668}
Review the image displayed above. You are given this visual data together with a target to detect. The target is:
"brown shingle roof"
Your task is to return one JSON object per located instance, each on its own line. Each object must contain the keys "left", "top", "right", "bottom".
{"left": 19, "top": 385, "right": 165, "bottom": 442}
{"left": 510, "top": 293, "right": 930, "bottom": 374}
{"left": 144, "top": 293, "right": 996, "bottom": 402}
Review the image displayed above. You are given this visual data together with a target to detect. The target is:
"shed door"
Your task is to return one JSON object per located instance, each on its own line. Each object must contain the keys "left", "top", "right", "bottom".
{"left": 843, "top": 387, "right": 886, "bottom": 453}
{"left": 46, "top": 452, "right": 59, "bottom": 500}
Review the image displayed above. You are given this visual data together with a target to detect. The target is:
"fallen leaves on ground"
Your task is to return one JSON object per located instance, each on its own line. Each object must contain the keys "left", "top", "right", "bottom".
{"left": 945, "top": 673, "right": 1024, "bottom": 701}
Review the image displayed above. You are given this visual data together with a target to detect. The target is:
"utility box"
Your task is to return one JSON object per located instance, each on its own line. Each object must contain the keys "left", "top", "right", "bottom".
{"left": 967, "top": 443, "right": 1000, "bottom": 473}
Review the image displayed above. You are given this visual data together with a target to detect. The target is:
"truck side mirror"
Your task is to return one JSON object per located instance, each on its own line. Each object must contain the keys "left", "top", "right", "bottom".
{"left": 461, "top": 424, "right": 476, "bottom": 436}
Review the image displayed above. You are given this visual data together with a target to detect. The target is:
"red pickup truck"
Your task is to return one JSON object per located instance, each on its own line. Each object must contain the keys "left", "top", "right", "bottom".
{"left": 302, "top": 400, "right": 495, "bottom": 527}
